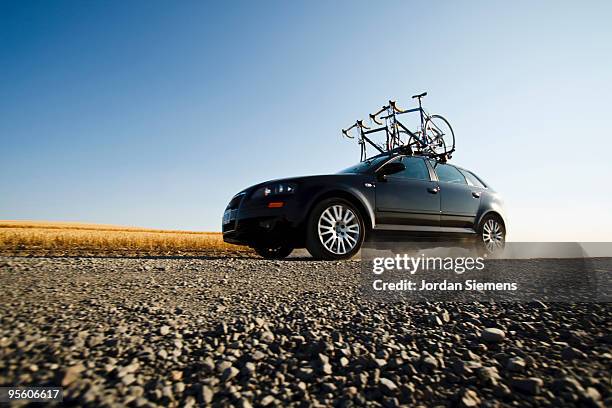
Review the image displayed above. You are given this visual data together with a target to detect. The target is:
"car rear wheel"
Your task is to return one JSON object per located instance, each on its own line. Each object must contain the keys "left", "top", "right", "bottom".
{"left": 306, "top": 198, "right": 365, "bottom": 260}
{"left": 478, "top": 214, "right": 505, "bottom": 254}
{"left": 254, "top": 245, "right": 293, "bottom": 260}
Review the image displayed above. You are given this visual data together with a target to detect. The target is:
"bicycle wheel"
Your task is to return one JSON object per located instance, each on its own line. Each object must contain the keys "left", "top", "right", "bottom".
{"left": 424, "top": 133, "right": 446, "bottom": 157}
{"left": 424, "top": 114, "right": 455, "bottom": 155}
{"left": 405, "top": 131, "right": 424, "bottom": 152}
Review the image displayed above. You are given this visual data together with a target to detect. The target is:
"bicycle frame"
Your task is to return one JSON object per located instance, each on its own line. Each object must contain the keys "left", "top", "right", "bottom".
{"left": 342, "top": 120, "right": 387, "bottom": 161}
{"left": 342, "top": 92, "right": 453, "bottom": 162}
{"left": 381, "top": 97, "right": 428, "bottom": 146}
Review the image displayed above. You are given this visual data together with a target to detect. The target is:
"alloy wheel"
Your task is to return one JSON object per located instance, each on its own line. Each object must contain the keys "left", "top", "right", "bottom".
{"left": 317, "top": 204, "right": 360, "bottom": 255}
{"left": 482, "top": 218, "right": 504, "bottom": 253}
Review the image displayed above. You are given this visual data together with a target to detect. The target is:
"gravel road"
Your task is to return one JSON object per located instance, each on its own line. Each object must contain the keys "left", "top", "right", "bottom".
{"left": 0, "top": 256, "right": 610, "bottom": 407}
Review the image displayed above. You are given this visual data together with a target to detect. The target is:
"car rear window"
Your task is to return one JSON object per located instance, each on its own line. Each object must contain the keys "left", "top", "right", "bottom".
{"left": 460, "top": 169, "right": 487, "bottom": 188}
{"left": 433, "top": 163, "right": 467, "bottom": 184}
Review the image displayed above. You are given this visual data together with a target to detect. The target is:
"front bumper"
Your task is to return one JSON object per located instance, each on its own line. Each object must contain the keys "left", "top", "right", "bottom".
{"left": 222, "top": 194, "right": 304, "bottom": 247}
{"left": 223, "top": 215, "right": 296, "bottom": 247}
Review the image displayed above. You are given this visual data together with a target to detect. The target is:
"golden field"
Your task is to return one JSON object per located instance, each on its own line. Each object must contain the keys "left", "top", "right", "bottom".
{"left": 0, "top": 220, "right": 251, "bottom": 256}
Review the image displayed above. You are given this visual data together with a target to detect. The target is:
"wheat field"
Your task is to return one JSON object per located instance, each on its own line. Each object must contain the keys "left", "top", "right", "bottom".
{"left": 0, "top": 220, "right": 251, "bottom": 257}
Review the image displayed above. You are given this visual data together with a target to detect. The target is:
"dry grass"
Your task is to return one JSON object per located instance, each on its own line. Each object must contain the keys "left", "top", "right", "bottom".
{"left": 0, "top": 220, "right": 251, "bottom": 257}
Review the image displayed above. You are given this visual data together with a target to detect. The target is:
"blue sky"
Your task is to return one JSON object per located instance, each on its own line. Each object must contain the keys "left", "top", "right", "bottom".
{"left": 1, "top": 1, "right": 611, "bottom": 240}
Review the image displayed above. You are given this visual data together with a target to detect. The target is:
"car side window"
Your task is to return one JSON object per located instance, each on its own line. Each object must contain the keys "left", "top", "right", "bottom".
{"left": 391, "top": 156, "right": 430, "bottom": 181}
{"left": 434, "top": 163, "right": 467, "bottom": 184}
{"left": 460, "top": 169, "right": 486, "bottom": 188}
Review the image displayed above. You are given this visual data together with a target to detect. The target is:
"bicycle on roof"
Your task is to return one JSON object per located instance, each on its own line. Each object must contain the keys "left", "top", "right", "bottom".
{"left": 342, "top": 92, "right": 455, "bottom": 162}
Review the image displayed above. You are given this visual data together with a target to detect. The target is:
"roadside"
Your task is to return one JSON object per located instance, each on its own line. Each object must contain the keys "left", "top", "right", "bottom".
{"left": 0, "top": 257, "right": 609, "bottom": 406}
{"left": 0, "top": 221, "right": 252, "bottom": 258}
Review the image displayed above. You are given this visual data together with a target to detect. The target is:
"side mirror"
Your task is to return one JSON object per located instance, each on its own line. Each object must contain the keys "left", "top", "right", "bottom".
{"left": 377, "top": 162, "right": 405, "bottom": 181}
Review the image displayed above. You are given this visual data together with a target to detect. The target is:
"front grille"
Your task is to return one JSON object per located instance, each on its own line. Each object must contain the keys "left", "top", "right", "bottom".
{"left": 222, "top": 193, "right": 245, "bottom": 232}
{"left": 222, "top": 221, "right": 236, "bottom": 233}
{"left": 227, "top": 193, "right": 245, "bottom": 210}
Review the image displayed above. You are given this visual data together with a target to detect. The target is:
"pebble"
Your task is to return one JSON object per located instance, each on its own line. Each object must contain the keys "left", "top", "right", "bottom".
{"left": 506, "top": 356, "right": 526, "bottom": 372}
{"left": 459, "top": 389, "right": 481, "bottom": 407}
{"left": 511, "top": 377, "right": 544, "bottom": 395}
{"left": 561, "top": 346, "right": 587, "bottom": 360}
{"left": 199, "top": 385, "right": 214, "bottom": 404}
{"left": 61, "top": 364, "right": 85, "bottom": 387}
{"left": 481, "top": 328, "right": 506, "bottom": 343}
{"left": 379, "top": 378, "right": 398, "bottom": 395}
{"left": 222, "top": 366, "right": 240, "bottom": 381}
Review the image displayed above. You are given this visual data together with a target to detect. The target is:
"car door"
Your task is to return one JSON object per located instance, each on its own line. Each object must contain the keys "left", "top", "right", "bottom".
{"left": 375, "top": 156, "right": 440, "bottom": 228}
{"left": 430, "top": 162, "right": 480, "bottom": 229}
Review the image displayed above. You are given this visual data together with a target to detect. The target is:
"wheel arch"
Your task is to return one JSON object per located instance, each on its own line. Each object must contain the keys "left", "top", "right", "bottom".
{"left": 304, "top": 189, "right": 375, "bottom": 232}
{"left": 476, "top": 210, "right": 506, "bottom": 232}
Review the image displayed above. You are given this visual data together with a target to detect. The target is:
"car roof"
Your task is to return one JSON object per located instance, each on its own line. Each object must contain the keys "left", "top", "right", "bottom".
{"left": 366, "top": 150, "right": 480, "bottom": 175}
{"left": 384, "top": 153, "right": 489, "bottom": 187}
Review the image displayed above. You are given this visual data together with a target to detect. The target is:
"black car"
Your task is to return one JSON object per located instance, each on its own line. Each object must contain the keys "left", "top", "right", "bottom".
{"left": 223, "top": 151, "right": 506, "bottom": 260}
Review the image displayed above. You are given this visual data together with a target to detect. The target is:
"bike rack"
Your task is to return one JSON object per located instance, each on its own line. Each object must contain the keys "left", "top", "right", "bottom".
{"left": 341, "top": 92, "right": 455, "bottom": 163}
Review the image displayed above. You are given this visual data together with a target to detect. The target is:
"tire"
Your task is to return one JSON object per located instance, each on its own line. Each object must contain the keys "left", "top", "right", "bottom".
{"left": 477, "top": 214, "right": 506, "bottom": 255}
{"left": 254, "top": 245, "right": 293, "bottom": 260}
{"left": 306, "top": 198, "right": 365, "bottom": 260}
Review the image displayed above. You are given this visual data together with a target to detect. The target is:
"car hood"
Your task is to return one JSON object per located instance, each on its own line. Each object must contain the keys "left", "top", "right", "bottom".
{"left": 239, "top": 173, "right": 368, "bottom": 195}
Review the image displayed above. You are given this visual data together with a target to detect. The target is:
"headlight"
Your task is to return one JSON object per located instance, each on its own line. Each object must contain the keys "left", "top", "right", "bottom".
{"left": 255, "top": 182, "right": 297, "bottom": 198}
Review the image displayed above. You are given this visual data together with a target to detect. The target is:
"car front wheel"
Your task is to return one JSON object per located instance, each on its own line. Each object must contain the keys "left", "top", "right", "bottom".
{"left": 306, "top": 198, "right": 365, "bottom": 260}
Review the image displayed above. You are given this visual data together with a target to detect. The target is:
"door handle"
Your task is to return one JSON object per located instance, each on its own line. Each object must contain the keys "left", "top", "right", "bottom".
{"left": 472, "top": 191, "right": 481, "bottom": 198}
{"left": 427, "top": 186, "right": 440, "bottom": 194}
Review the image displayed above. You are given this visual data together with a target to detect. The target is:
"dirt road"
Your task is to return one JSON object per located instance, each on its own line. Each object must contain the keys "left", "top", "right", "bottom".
{"left": 0, "top": 256, "right": 610, "bottom": 407}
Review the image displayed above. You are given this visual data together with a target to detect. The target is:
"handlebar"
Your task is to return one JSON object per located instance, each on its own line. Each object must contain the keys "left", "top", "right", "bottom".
{"left": 369, "top": 100, "right": 407, "bottom": 124}
{"left": 369, "top": 114, "right": 383, "bottom": 126}
{"left": 357, "top": 119, "right": 370, "bottom": 130}
{"left": 369, "top": 105, "right": 389, "bottom": 125}
{"left": 342, "top": 120, "right": 370, "bottom": 138}
{"left": 341, "top": 128, "right": 354, "bottom": 139}
{"left": 389, "top": 100, "right": 405, "bottom": 113}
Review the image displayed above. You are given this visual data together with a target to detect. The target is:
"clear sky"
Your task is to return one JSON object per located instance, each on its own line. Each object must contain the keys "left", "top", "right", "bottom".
{"left": 1, "top": 1, "right": 611, "bottom": 241}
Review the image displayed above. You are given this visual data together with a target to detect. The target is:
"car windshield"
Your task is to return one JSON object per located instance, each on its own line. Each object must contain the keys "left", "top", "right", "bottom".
{"left": 338, "top": 155, "right": 390, "bottom": 174}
